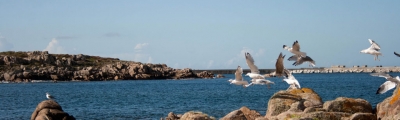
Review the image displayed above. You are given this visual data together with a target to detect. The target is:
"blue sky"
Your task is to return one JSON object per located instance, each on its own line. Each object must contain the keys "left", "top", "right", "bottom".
{"left": 0, "top": 1, "right": 399, "bottom": 69}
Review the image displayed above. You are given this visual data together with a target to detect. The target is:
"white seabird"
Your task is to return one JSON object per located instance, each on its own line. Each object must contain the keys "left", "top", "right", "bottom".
{"left": 244, "top": 52, "right": 265, "bottom": 79}
{"left": 228, "top": 66, "right": 249, "bottom": 87}
{"left": 283, "top": 69, "right": 300, "bottom": 90}
{"left": 370, "top": 72, "right": 400, "bottom": 94}
{"left": 360, "top": 39, "right": 382, "bottom": 61}
{"left": 283, "top": 40, "right": 307, "bottom": 58}
{"left": 394, "top": 52, "right": 400, "bottom": 57}
{"left": 287, "top": 55, "right": 316, "bottom": 67}
{"left": 46, "top": 92, "right": 55, "bottom": 100}
{"left": 245, "top": 78, "right": 275, "bottom": 89}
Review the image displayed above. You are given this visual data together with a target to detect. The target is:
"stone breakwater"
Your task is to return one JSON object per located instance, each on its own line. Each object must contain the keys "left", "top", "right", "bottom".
{"left": 0, "top": 51, "right": 213, "bottom": 82}
{"left": 163, "top": 85, "right": 400, "bottom": 120}
{"left": 291, "top": 67, "right": 400, "bottom": 74}
{"left": 193, "top": 66, "right": 400, "bottom": 75}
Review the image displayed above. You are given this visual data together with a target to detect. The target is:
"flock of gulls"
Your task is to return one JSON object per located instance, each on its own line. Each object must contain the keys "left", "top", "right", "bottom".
{"left": 43, "top": 39, "right": 400, "bottom": 99}
{"left": 228, "top": 39, "right": 400, "bottom": 95}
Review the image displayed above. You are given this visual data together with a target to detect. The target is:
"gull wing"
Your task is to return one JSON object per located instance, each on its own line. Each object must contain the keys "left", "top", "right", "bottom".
{"left": 368, "top": 39, "right": 381, "bottom": 51}
{"left": 245, "top": 52, "right": 259, "bottom": 73}
{"left": 275, "top": 53, "right": 285, "bottom": 76}
{"left": 287, "top": 55, "right": 298, "bottom": 61}
{"left": 292, "top": 40, "right": 300, "bottom": 52}
{"left": 370, "top": 72, "right": 392, "bottom": 79}
{"left": 394, "top": 52, "right": 400, "bottom": 57}
{"left": 235, "top": 66, "right": 244, "bottom": 81}
{"left": 376, "top": 81, "right": 396, "bottom": 94}
{"left": 292, "top": 56, "right": 315, "bottom": 66}
{"left": 283, "top": 69, "right": 291, "bottom": 79}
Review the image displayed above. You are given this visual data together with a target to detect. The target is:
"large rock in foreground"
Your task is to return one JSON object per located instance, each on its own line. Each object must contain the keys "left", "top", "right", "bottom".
{"left": 220, "top": 106, "right": 262, "bottom": 120}
{"left": 376, "top": 84, "right": 400, "bottom": 120}
{"left": 265, "top": 88, "right": 376, "bottom": 120}
{"left": 31, "top": 100, "right": 75, "bottom": 120}
{"left": 266, "top": 88, "right": 323, "bottom": 118}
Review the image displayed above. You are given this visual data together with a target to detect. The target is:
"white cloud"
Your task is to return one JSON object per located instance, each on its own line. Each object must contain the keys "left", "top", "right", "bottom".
{"left": 43, "top": 38, "right": 66, "bottom": 54}
{"left": 207, "top": 60, "right": 214, "bottom": 69}
{"left": 225, "top": 47, "right": 266, "bottom": 68}
{"left": 147, "top": 57, "right": 153, "bottom": 63}
{"left": 0, "top": 36, "right": 14, "bottom": 51}
{"left": 134, "top": 43, "right": 149, "bottom": 50}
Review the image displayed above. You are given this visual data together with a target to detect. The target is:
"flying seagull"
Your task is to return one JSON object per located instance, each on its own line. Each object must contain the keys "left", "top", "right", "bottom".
{"left": 46, "top": 92, "right": 55, "bottom": 100}
{"left": 283, "top": 40, "right": 307, "bottom": 58}
{"left": 275, "top": 52, "right": 286, "bottom": 77}
{"left": 360, "top": 39, "right": 382, "bottom": 61}
{"left": 244, "top": 52, "right": 264, "bottom": 79}
{"left": 283, "top": 69, "right": 301, "bottom": 90}
{"left": 287, "top": 55, "right": 316, "bottom": 67}
{"left": 370, "top": 72, "right": 400, "bottom": 94}
{"left": 245, "top": 77, "right": 275, "bottom": 89}
{"left": 394, "top": 52, "right": 400, "bottom": 57}
{"left": 228, "top": 66, "right": 249, "bottom": 87}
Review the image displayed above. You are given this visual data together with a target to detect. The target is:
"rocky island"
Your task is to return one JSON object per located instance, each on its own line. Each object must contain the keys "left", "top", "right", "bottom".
{"left": 0, "top": 51, "right": 213, "bottom": 82}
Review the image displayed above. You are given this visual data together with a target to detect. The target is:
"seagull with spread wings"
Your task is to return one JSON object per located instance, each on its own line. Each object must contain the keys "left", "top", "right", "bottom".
{"left": 283, "top": 40, "right": 307, "bottom": 58}
{"left": 360, "top": 39, "right": 382, "bottom": 61}
{"left": 370, "top": 72, "right": 400, "bottom": 94}
{"left": 245, "top": 77, "right": 275, "bottom": 89}
{"left": 287, "top": 55, "right": 316, "bottom": 67}
{"left": 244, "top": 52, "right": 265, "bottom": 79}
{"left": 283, "top": 69, "right": 301, "bottom": 90}
{"left": 228, "top": 66, "right": 250, "bottom": 87}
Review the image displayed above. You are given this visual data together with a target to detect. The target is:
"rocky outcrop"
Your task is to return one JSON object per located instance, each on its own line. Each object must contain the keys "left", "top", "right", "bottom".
{"left": 164, "top": 87, "right": 387, "bottom": 120}
{"left": 30, "top": 100, "right": 75, "bottom": 120}
{"left": 163, "top": 111, "right": 215, "bottom": 120}
{"left": 216, "top": 74, "right": 225, "bottom": 78}
{"left": 196, "top": 71, "right": 214, "bottom": 78}
{"left": 221, "top": 106, "right": 263, "bottom": 120}
{"left": 265, "top": 88, "right": 323, "bottom": 118}
{"left": 264, "top": 88, "right": 376, "bottom": 120}
{"left": 376, "top": 84, "right": 400, "bottom": 120}
{"left": 161, "top": 84, "right": 400, "bottom": 120}
{"left": 0, "top": 51, "right": 214, "bottom": 82}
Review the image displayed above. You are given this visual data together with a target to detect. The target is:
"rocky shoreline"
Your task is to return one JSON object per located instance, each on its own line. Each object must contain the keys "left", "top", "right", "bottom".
{"left": 162, "top": 85, "right": 400, "bottom": 120}
{"left": 34, "top": 85, "right": 399, "bottom": 119}
{"left": 0, "top": 51, "right": 213, "bottom": 83}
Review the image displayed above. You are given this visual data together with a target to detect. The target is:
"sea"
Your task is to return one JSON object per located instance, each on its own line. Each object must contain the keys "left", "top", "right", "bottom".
{"left": 0, "top": 73, "right": 398, "bottom": 120}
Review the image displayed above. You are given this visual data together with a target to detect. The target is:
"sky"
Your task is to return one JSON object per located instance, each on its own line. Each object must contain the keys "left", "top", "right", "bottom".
{"left": 0, "top": 1, "right": 399, "bottom": 70}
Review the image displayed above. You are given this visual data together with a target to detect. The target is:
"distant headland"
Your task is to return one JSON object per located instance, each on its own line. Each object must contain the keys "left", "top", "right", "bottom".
{"left": 0, "top": 51, "right": 213, "bottom": 83}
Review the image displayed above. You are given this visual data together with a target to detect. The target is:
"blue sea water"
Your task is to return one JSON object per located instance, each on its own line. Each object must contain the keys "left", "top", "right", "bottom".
{"left": 0, "top": 73, "right": 398, "bottom": 119}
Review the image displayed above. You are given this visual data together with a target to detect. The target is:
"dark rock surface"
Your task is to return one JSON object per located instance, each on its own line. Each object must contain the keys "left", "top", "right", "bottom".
{"left": 0, "top": 51, "right": 213, "bottom": 82}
